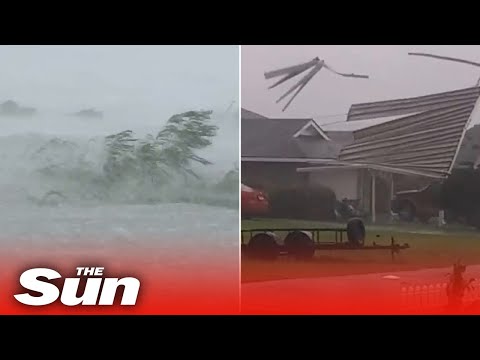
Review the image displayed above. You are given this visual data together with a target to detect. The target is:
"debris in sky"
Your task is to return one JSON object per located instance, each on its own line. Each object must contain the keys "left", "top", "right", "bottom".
{"left": 264, "top": 57, "right": 369, "bottom": 112}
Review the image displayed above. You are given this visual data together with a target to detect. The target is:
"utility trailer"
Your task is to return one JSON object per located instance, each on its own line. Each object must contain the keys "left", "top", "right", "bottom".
{"left": 241, "top": 219, "right": 410, "bottom": 261}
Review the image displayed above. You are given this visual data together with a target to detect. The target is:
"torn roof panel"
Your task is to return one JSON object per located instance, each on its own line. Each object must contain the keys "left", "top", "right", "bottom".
{"left": 352, "top": 103, "right": 474, "bottom": 141}
{"left": 320, "top": 118, "right": 391, "bottom": 132}
{"left": 319, "top": 113, "right": 423, "bottom": 133}
{"left": 297, "top": 161, "right": 449, "bottom": 179}
{"left": 347, "top": 86, "right": 480, "bottom": 122}
{"left": 338, "top": 87, "right": 480, "bottom": 178}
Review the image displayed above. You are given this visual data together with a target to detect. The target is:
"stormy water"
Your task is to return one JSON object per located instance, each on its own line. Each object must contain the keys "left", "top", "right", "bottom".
{"left": 0, "top": 109, "right": 239, "bottom": 258}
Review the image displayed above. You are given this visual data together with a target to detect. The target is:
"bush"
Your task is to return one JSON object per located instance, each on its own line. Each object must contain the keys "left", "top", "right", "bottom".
{"left": 215, "top": 167, "right": 239, "bottom": 193}
{"left": 441, "top": 168, "right": 480, "bottom": 217}
{"left": 103, "top": 110, "right": 218, "bottom": 185}
{"left": 268, "top": 186, "right": 337, "bottom": 221}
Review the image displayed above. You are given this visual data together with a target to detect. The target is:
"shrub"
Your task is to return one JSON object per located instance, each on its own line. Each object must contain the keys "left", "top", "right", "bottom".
{"left": 441, "top": 168, "right": 480, "bottom": 217}
{"left": 268, "top": 186, "right": 337, "bottom": 221}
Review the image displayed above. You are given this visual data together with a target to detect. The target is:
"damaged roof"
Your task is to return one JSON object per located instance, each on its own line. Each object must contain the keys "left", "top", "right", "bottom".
{"left": 347, "top": 86, "right": 480, "bottom": 122}
{"left": 339, "top": 86, "right": 480, "bottom": 178}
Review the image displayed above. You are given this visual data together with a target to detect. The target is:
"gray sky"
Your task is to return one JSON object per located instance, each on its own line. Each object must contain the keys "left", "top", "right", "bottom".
{"left": 0, "top": 45, "right": 240, "bottom": 176}
{"left": 0, "top": 45, "right": 239, "bottom": 122}
{"left": 242, "top": 45, "right": 480, "bottom": 128}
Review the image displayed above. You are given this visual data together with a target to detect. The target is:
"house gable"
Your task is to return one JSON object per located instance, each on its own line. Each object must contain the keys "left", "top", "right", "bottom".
{"left": 241, "top": 115, "right": 335, "bottom": 160}
{"left": 293, "top": 119, "right": 330, "bottom": 140}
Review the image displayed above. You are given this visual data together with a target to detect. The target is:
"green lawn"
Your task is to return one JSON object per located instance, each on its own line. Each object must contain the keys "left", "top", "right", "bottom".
{"left": 241, "top": 218, "right": 480, "bottom": 283}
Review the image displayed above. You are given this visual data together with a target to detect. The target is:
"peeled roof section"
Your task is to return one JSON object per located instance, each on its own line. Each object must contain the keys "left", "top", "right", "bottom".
{"left": 339, "top": 87, "right": 480, "bottom": 178}
{"left": 347, "top": 87, "right": 480, "bottom": 122}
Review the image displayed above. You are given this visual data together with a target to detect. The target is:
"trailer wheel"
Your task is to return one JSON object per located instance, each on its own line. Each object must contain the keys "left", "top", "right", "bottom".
{"left": 247, "top": 232, "right": 280, "bottom": 260}
{"left": 346, "top": 218, "right": 365, "bottom": 246}
{"left": 284, "top": 231, "right": 315, "bottom": 260}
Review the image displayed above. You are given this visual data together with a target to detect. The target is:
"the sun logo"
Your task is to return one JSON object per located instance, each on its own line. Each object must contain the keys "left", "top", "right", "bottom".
{"left": 14, "top": 267, "right": 140, "bottom": 306}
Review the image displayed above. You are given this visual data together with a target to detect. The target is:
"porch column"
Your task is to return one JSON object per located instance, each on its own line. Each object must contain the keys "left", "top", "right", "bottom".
{"left": 389, "top": 173, "right": 396, "bottom": 222}
{"left": 371, "top": 172, "right": 376, "bottom": 224}
{"left": 390, "top": 174, "right": 395, "bottom": 201}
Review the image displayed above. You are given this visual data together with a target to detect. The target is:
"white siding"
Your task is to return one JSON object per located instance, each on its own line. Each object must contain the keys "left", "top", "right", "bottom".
{"left": 309, "top": 168, "right": 359, "bottom": 200}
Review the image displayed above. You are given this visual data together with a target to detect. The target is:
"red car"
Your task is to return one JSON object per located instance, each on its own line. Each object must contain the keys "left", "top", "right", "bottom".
{"left": 241, "top": 184, "right": 269, "bottom": 218}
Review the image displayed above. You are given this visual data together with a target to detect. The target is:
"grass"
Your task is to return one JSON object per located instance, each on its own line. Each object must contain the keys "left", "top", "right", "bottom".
{"left": 241, "top": 218, "right": 480, "bottom": 283}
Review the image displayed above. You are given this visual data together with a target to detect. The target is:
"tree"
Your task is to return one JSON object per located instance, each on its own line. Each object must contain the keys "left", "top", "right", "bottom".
{"left": 102, "top": 110, "right": 218, "bottom": 186}
{"left": 216, "top": 162, "right": 239, "bottom": 193}
{"left": 29, "top": 110, "right": 224, "bottom": 205}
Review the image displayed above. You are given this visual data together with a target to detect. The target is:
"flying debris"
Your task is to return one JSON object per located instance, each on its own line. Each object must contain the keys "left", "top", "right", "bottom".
{"left": 224, "top": 100, "right": 236, "bottom": 114}
{"left": 408, "top": 52, "right": 480, "bottom": 68}
{"left": 0, "top": 100, "right": 37, "bottom": 117}
{"left": 408, "top": 52, "right": 480, "bottom": 86}
{"left": 71, "top": 108, "right": 104, "bottom": 119}
{"left": 264, "top": 57, "right": 369, "bottom": 112}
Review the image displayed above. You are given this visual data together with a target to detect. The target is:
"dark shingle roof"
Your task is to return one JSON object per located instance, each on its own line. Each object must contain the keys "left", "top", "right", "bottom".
{"left": 241, "top": 108, "right": 268, "bottom": 120}
{"left": 241, "top": 116, "right": 340, "bottom": 159}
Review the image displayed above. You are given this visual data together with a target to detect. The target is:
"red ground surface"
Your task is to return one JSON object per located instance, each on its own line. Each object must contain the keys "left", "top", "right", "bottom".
{"left": 0, "top": 245, "right": 240, "bottom": 315}
{"left": 241, "top": 265, "right": 480, "bottom": 314}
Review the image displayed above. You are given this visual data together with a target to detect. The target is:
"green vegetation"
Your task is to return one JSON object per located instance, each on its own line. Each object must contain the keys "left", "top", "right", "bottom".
{"left": 242, "top": 218, "right": 480, "bottom": 283}
{"left": 103, "top": 110, "right": 218, "bottom": 184}
{"left": 215, "top": 163, "right": 238, "bottom": 193}
{"left": 29, "top": 110, "right": 238, "bottom": 208}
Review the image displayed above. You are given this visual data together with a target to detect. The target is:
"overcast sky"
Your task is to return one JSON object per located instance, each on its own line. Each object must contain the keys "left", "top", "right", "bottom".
{"left": 242, "top": 45, "right": 480, "bottom": 128}
{"left": 0, "top": 45, "right": 239, "bottom": 121}
{"left": 0, "top": 45, "right": 240, "bottom": 175}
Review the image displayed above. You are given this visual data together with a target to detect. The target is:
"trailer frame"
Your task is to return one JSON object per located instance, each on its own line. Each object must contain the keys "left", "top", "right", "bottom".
{"left": 241, "top": 227, "right": 410, "bottom": 261}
